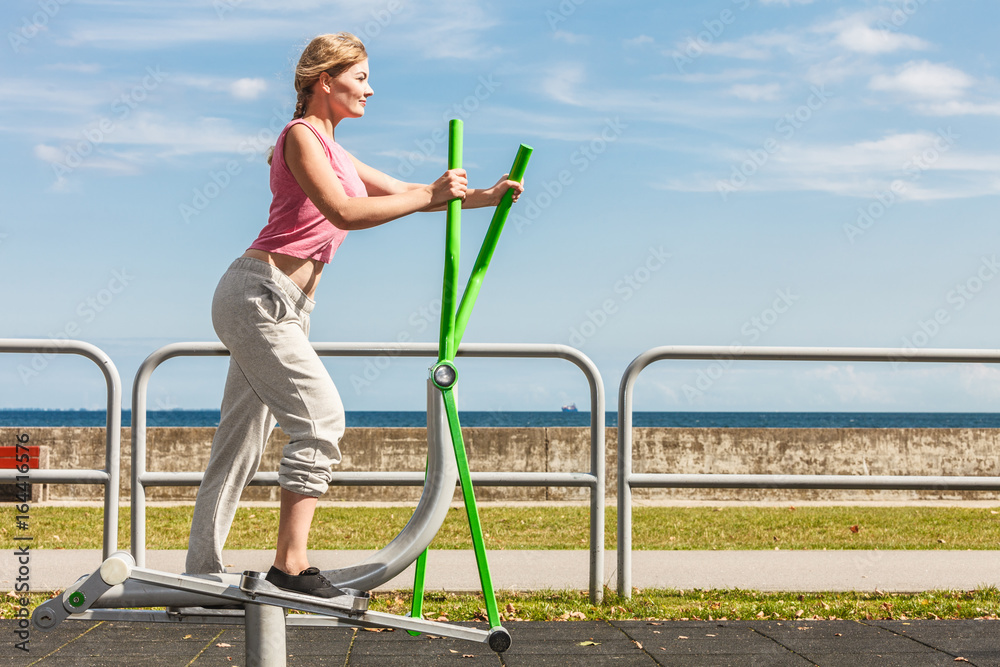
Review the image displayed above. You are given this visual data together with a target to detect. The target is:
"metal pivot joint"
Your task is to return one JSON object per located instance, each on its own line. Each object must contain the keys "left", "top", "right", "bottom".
{"left": 430, "top": 360, "right": 458, "bottom": 390}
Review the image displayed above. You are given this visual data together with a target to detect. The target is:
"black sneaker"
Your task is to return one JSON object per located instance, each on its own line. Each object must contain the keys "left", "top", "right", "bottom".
{"left": 264, "top": 566, "right": 345, "bottom": 599}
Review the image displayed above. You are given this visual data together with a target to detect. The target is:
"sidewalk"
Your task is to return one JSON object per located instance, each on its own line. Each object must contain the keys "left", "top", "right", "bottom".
{"left": 6, "top": 548, "right": 1000, "bottom": 593}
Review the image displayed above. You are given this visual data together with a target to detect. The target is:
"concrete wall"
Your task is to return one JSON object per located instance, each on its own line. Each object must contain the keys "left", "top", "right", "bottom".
{"left": 5, "top": 426, "right": 1000, "bottom": 503}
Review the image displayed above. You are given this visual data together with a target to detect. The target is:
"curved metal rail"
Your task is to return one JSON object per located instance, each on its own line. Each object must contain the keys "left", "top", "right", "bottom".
{"left": 321, "top": 379, "right": 456, "bottom": 591}
{"left": 617, "top": 345, "right": 1000, "bottom": 597}
{"left": 0, "top": 339, "right": 122, "bottom": 558}
{"left": 132, "top": 341, "right": 605, "bottom": 601}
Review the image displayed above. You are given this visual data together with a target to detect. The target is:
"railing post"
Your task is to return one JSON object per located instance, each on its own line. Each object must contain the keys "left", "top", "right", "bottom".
{"left": 130, "top": 342, "right": 604, "bottom": 600}
{"left": 615, "top": 344, "right": 1000, "bottom": 599}
{"left": 0, "top": 339, "right": 121, "bottom": 559}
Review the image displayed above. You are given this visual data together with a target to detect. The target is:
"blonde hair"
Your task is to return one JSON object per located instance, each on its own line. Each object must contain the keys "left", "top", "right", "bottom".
{"left": 267, "top": 32, "right": 368, "bottom": 164}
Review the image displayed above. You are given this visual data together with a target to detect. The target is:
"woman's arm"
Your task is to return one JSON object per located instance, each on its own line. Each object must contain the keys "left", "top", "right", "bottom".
{"left": 284, "top": 123, "right": 466, "bottom": 231}
{"left": 348, "top": 153, "right": 524, "bottom": 212}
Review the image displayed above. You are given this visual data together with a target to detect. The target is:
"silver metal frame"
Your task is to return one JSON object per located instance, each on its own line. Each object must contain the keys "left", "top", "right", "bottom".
{"left": 0, "top": 339, "right": 121, "bottom": 558}
{"left": 617, "top": 345, "right": 1000, "bottom": 597}
{"left": 132, "top": 341, "right": 605, "bottom": 603}
{"left": 33, "top": 551, "right": 491, "bottom": 661}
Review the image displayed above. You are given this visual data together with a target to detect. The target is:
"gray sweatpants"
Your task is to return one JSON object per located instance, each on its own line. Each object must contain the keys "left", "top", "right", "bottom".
{"left": 186, "top": 257, "right": 345, "bottom": 574}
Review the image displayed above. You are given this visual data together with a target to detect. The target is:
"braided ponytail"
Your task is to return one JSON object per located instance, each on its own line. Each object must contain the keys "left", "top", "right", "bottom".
{"left": 267, "top": 32, "right": 367, "bottom": 165}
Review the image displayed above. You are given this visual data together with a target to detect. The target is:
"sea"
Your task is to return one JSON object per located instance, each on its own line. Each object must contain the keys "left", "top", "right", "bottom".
{"left": 4, "top": 410, "right": 1000, "bottom": 428}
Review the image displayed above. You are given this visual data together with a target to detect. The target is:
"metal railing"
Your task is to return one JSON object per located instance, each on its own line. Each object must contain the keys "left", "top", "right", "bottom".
{"left": 617, "top": 345, "right": 1000, "bottom": 597}
{"left": 0, "top": 339, "right": 122, "bottom": 559}
{"left": 132, "top": 341, "right": 606, "bottom": 603}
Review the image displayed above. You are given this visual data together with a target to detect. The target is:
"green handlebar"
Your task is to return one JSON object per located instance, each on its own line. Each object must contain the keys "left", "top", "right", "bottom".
{"left": 438, "top": 119, "right": 464, "bottom": 362}
{"left": 452, "top": 143, "right": 533, "bottom": 349}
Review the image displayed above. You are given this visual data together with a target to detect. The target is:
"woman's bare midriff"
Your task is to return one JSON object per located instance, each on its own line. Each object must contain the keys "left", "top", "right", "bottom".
{"left": 243, "top": 249, "right": 323, "bottom": 299}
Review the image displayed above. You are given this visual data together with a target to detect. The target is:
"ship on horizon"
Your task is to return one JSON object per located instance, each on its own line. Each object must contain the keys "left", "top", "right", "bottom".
{"left": 561, "top": 403, "right": 578, "bottom": 413}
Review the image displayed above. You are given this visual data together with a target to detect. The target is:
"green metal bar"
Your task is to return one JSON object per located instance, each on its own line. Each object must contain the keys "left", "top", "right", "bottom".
{"left": 440, "top": 386, "right": 502, "bottom": 630}
{"left": 452, "top": 144, "right": 533, "bottom": 349}
{"left": 407, "top": 548, "right": 429, "bottom": 636}
{"left": 438, "top": 119, "right": 463, "bottom": 362}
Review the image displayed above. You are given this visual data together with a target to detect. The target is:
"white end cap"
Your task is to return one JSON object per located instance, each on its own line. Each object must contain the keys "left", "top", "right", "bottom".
{"left": 100, "top": 552, "right": 134, "bottom": 585}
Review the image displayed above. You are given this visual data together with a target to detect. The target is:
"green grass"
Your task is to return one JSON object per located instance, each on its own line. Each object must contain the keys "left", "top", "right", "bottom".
{"left": 6, "top": 505, "right": 1000, "bottom": 622}
{"left": 7, "top": 588, "right": 1000, "bottom": 622}
{"left": 3, "top": 505, "right": 1000, "bottom": 551}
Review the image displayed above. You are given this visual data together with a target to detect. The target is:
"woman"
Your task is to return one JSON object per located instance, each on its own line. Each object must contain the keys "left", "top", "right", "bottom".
{"left": 185, "top": 32, "right": 523, "bottom": 597}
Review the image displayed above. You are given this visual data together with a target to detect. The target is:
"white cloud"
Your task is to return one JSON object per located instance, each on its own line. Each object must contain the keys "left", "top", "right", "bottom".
{"left": 917, "top": 100, "right": 1000, "bottom": 117}
{"left": 34, "top": 144, "right": 64, "bottom": 163}
{"left": 687, "top": 31, "right": 803, "bottom": 61}
{"left": 60, "top": 0, "right": 501, "bottom": 60}
{"left": 59, "top": 16, "right": 301, "bottom": 49}
{"left": 806, "top": 365, "right": 894, "bottom": 405}
{"left": 728, "top": 83, "right": 782, "bottom": 102}
{"left": 229, "top": 77, "right": 268, "bottom": 100}
{"left": 669, "top": 10, "right": 927, "bottom": 73}
{"left": 825, "top": 18, "right": 929, "bottom": 54}
{"left": 383, "top": 0, "right": 502, "bottom": 60}
{"left": 869, "top": 61, "right": 975, "bottom": 100}
{"left": 654, "top": 68, "right": 771, "bottom": 84}
{"left": 624, "top": 35, "right": 654, "bottom": 48}
{"left": 42, "top": 63, "right": 103, "bottom": 74}
{"left": 542, "top": 63, "right": 587, "bottom": 107}
{"left": 554, "top": 31, "right": 590, "bottom": 45}
{"left": 659, "top": 131, "right": 1000, "bottom": 201}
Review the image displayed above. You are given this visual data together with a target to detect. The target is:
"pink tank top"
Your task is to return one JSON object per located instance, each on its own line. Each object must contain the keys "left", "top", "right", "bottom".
{"left": 249, "top": 119, "right": 368, "bottom": 264}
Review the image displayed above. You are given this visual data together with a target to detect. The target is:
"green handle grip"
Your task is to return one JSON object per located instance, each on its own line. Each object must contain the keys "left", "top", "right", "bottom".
{"left": 452, "top": 143, "right": 533, "bottom": 349}
{"left": 438, "top": 119, "right": 464, "bottom": 362}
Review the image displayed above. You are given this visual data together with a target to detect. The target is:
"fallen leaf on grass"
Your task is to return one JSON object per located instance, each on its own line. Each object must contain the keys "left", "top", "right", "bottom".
{"left": 578, "top": 641, "right": 601, "bottom": 646}
{"left": 849, "top": 525, "right": 860, "bottom": 533}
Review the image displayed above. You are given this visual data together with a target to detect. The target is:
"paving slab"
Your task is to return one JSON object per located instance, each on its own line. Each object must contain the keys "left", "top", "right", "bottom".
{"left": 4, "top": 619, "right": 999, "bottom": 666}
{"left": 498, "top": 621, "right": 650, "bottom": 665}
{"left": 748, "top": 619, "right": 973, "bottom": 666}
{"left": 871, "top": 620, "right": 1000, "bottom": 666}
{"left": 615, "top": 619, "right": 802, "bottom": 661}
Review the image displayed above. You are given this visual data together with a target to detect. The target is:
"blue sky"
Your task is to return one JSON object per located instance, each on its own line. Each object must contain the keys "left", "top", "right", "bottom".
{"left": 3, "top": 0, "right": 1000, "bottom": 413}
